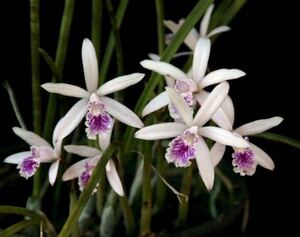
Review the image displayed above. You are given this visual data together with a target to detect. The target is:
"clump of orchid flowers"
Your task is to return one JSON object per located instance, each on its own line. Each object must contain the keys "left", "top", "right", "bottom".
{"left": 1, "top": 2, "right": 287, "bottom": 237}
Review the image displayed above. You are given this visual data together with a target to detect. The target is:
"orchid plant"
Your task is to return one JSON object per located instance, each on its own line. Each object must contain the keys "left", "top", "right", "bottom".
{"left": 0, "top": 1, "right": 295, "bottom": 237}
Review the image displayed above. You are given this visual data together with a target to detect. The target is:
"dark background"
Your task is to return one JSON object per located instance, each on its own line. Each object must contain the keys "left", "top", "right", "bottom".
{"left": 0, "top": 0, "right": 299, "bottom": 236}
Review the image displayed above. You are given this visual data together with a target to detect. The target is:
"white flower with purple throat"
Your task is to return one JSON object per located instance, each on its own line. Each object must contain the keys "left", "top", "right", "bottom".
{"left": 62, "top": 126, "right": 124, "bottom": 196}
{"left": 140, "top": 36, "right": 245, "bottom": 130}
{"left": 210, "top": 114, "right": 283, "bottom": 176}
{"left": 42, "top": 38, "right": 144, "bottom": 142}
{"left": 3, "top": 120, "right": 69, "bottom": 185}
{"left": 135, "top": 82, "right": 249, "bottom": 190}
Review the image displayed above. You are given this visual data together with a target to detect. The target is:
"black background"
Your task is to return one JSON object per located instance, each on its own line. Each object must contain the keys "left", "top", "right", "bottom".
{"left": 0, "top": 0, "right": 299, "bottom": 236}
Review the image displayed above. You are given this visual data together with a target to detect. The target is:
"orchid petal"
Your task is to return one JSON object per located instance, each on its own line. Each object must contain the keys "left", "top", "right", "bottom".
{"left": 200, "top": 69, "right": 246, "bottom": 89}
{"left": 166, "top": 87, "right": 193, "bottom": 127}
{"left": 97, "top": 73, "right": 144, "bottom": 96}
{"left": 194, "top": 82, "right": 229, "bottom": 127}
{"left": 99, "top": 119, "right": 114, "bottom": 151}
{"left": 106, "top": 160, "right": 124, "bottom": 196}
{"left": 196, "top": 91, "right": 232, "bottom": 130}
{"left": 41, "top": 83, "right": 90, "bottom": 98}
{"left": 100, "top": 96, "right": 144, "bottom": 128}
{"left": 82, "top": 38, "right": 99, "bottom": 92}
{"left": 207, "top": 26, "right": 231, "bottom": 37}
{"left": 38, "top": 146, "right": 56, "bottom": 162}
{"left": 148, "top": 53, "right": 161, "bottom": 61}
{"left": 135, "top": 122, "right": 187, "bottom": 140}
{"left": 198, "top": 126, "right": 249, "bottom": 148}
{"left": 250, "top": 143, "right": 275, "bottom": 170}
{"left": 49, "top": 160, "right": 60, "bottom": 186}
{"left": 222, "top": 95, "right": 235, "bottom": 126}
{"left": 62, "top": 158, "right": 94, "bottom": 181}
{"left": 195, "top": 136, "right": 214, "bottom": 191}
{"left": 142, "top": 91, "right": 170, "bottom": 117}
{"left": 235, "top": 117, "right": 284, "bottom": 136}
{"left": 140, "top": 60, "right": 187, "bottom": 80}
{"left": 200, "top": 4, "right": 214, "bottom": 37}
{"left": 211, "top": 143, "right": 226, "bottom": 167}
{"left": 64, "top": 145, "right": 101, "bottom": 157}
{"left": 53, "top": 98, "right": 88, "bottom": 154}
{"left": 4, "top": 151, "right": 31, "bottom": 164}
{"left": 12, "top": 127, "right": 51, "bottom": 147}
{"left": 193, "top": 37, "right": 211, "bottom": 83}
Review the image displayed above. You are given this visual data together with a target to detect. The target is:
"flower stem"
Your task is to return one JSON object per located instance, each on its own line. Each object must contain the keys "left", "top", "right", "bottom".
{"left": 175, "top": 165, "right": 193, "bottom": 228}
{"left": 43, "top": 0, "right": 75, "bottom": 141}
{"left": 122, "top": 0, "right": 213, "bottom": 152}
{"left": 99, "top": 0, "right": 129, "bottom": 84}
{"left": 255, "top": 132, "right": 300, "bottom": 150}
{"left": 120, "top": 196, "right": 136, "bottom": 236}
{"left": 140, "top": 141, "right": 153, "bottom": 236}
{"left": 92, "top": 0, "right": 103, "bottom": 60}
{"left": 58, "top": 144, "right": 116, "bottom": 237}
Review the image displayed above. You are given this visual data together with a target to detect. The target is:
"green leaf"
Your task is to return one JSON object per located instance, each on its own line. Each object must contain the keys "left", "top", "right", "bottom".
{"left": 39, "top": 48, "right": 62, "bottom": 81}
{"left": 0, "top": 220, "right": 40, "bottom": 237}
{"left": 255, "top": 132, "right": 300, "bottom": 150}
{"left": 0, "top": 206, "right": 40, "bottom": 220}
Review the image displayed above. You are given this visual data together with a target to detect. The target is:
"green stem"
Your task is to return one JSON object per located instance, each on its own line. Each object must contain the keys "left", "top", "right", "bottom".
{"left": 105, "top": 0, "right": 124, "bottom": 76}
{"left": 96, "top": 171, "right": 107, "bottom": 216}
{"left": 0, "top": 206, "right": 40, "bottom": 220}
{"left": 30, "top": 0, "right": 41, "bottom": 200}
{"left": 69, "top": 183, "right": 80, "bottom": 237}
{"left": 155, "top": 0, "right": 165, "bottom": 55}
{"left": 0, "top": 220, "right": 40, "bottom": 237}
{"left": 43, "top": 0, "right": 75, "bottom": 141}
{"left": 123, "top": 0, "right": 213, "bottom": 152}
{"left": 140, "top": 141, "right": 152, "bottom": 236}
{"left": 99, "top": 0, "right": 129, "bottom": 84}
{"left": 58, "top": 145, "right": 116, "bottom": 237}
{"left": 175, "top": 165, "right": 193, "bottom": 228}
{"left": 120, "top": 196, "right": 136, "bottom": 236}
{"left": 92, "top": 0, "right": 103, "bottom": 60}
{"left": 30, "top": 0, "right": 41, "bottom": 135}
{"left": 155, "top": 0, "right": 165, "bottom": 92}
{"left": 255, "top": 132, "right": 300, "bottom": 150}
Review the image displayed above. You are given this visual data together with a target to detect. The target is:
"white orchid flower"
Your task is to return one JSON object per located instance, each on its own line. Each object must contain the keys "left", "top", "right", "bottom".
{"left": 4, "top": 120, "right": 68, "bottom": 185}
{"left": 62, "top": 139, "right": 124, "bottom": 196}
{"left": 211, "top": 116, "right": 284, "bottom": 176}
{"left": 42, "top": 38, "right": 144, "bottom": 141}
{"left": 134, "top": 82, "right": 249, "bottom": 191}
{"left": 164, "top": 4, "right": 231, "bottom": 51}
{"left": 141, "top": 37, "right": 245, "bottom": 130}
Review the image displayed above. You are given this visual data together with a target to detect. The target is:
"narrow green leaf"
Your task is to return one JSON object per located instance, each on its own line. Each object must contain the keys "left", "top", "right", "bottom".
{"left": 39, "top": 48, "right": 62, "bottom": 81}
{"left": 255, "top": 132, "right": 300, "bottom": 150}
{"left": 0, "top": 206, "right": 40, "bottom": 220}
{"left": 0, "top": 220, "right": 40, "bottom": 237}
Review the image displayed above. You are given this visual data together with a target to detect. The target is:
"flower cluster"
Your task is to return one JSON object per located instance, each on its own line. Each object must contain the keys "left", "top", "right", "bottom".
{"left": 4, "top": 4, "right": 282, "bottom": 195}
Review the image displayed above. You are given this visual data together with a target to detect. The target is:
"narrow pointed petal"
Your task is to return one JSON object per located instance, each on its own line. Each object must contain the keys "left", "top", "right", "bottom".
{"left": 64, "top": 145, "right": 101, "bottom": 157}
{"left": 142, "top": 91, "right": 169, "bottom": 117}
{"left": 99, "top": 119, "right": 114, "bottom": 151}
{"left": 194, "top": 82, "right": 229, "bottom": 127}
{"left": 38, "top": 146, "right": 56, "bottom": 162}
{"left": 41, "top": 83, "right": 90, "bottom": 98}
{"left": 196, "top": 90, "right": 232, "bottom": 130}
{"left": 200, "top": 69, "right": 246, "bottom": 88}
{"left": 135, "top": 123, "right": 187, "bottom": 140}
{"left": 195, "top": 136, "right": 214, "bottom": 191}
{"left": 49, "top": 160, "right": 60, "bottom": 186}
{"left": 53, "top": 98, "right": 88, "bottom": 154}
{"left": 250, "top": 143, "right": 275, "bottom": 170}
{"left": 62, "top": 158, "right": 93, "bottom": 181}
{"left": 166, "top": 87, "right": 193, "bottom": 127}
{"left": 221, "top": 96, "right": 235, "bottom": 126}
{"left": 235, "top": 117, "right": 284, "bottom": 136}
{"left": 193, "top": 38, "right": 211, "bottom": 83}
{"left": 4, "top": 151, "right": 31, "bottom": 164}
{"left": 97, "top": 73, "right": 144, "bottom": 96}
{"left": 82, "top": 38, "right": 99, "bottom": 92}
{"left": 140, "top": 60, "right": 187, "bottom": 80}
{"left": 200, "top": 4, "right": 214, "bottom": 37}
{"left": 148, "top": 53, "right": 161, "bottom": 61}
{"left": 198, "top": 126, "right": 249, "bottom": 148}
{"left": 12, "top": 127, "right": 51, "bottom": 147}
{"left": 211, "top": 143, "right": 226, "bottom": 166}
{"left": 106, "top": 160, "right": 124, "bottom": 196}
{"left": 100, "top": 96, "right": 143, "bottom": 128}
{"left": 207, "top": 26, "right": 231, "bottom": 37}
